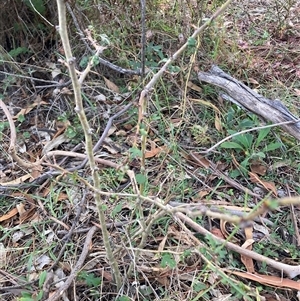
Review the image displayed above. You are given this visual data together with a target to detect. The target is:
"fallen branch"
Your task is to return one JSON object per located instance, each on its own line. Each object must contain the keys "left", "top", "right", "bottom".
{"left": 198, "top": 65, "right": 300, "bottom": 141}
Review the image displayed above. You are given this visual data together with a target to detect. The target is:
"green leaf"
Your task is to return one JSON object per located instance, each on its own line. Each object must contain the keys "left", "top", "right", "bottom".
{"left": 255, "top": 127, "right": 271, "bottom": 148}
{"left": 193, "top": 281, "right": 207, "bottom": 292}
{"left": 24, "top": 0, "right": 46, "bottom": 15}
{"left": 238, "top": 118, "right": 256, "bottom": 129}
{"left": 85, "top": 273, "right": 101, "bottom": 287}
{"left": 78, "top": 271, "right": 101, "bottom": 287}
{"left": 220, "top": 141, "right": 244, "bottom": 150}
{"left": 253, "top": 151, "right": 266, "bottom": 158}
{"left": 17, "top": 114, "right": 26, "bottom": 123}
{"left": 111, "top": 202, "right": 123, "bottom": 218}
{"left": 230, "top": 169, "right": 241, "bottom": 178}
{"left": 161, "top": 253, "right": 176, "bottom": 268}
{"left": 37, "top": 290, "right": 44, "bottom": 301}
{"left": 264, "top": 142, "right": 282, "bottom": 152}
{"left": 79, "top": 56, "right": 89, "bottom": 68}
{"left": 116, "top": 297, "right": 131, "bottom": 301}
{"left": 240, "top": 157, "right": 250, "bottom": 173}
{"left": 129, "top": 147, "right": 142, "bottom": 159}
{"left": 65, "top": 127, "right": 77, "bottom": 138}
{"left": 9, "top": 47, "right": 29, "bottom": 58}
{"left": 0, "top": 122, "right": 9, "bottom": 132}
{"left": 39, "top": 271, "right": 47, "bottom": 288}
{"left": 233, "top": 133, "right": 253, "bottom": 149}
{"left": 135, "top": 173, "right": 147, "bottom": 184}
{"left": 187, "top": 37, "right": 197, "bottom": 47}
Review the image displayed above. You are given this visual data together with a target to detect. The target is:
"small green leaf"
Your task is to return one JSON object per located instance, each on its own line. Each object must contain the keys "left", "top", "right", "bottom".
{"left": 65, "top": 127, "right": 77, "bottom": 138}
{"left": 37, "top": 290, "right": 44, "bottom": 301}
{"left": 255, "top": 127, "right": 271, "bottom": 148}
{"left": 9, "top": 47, "right": 29, "bottom": 58}
{"left": 193, "top": 281, "right": 207, "bottom": 292}
{"left": 135, "top": 173, "right": 147, "bottom": 184}
{"left": 100, "top": 34, "right": 111, "bottom": 45}
{"left": 39, "top": 270, "right": 47, "bottom": 288}
{"left": 78, "top": 271, "right": 101, "bottom": 287}
{"left": 220, "top": 141, "right": 244, "bottom": 150}
{"left": 116, "top": 297, "right": 131, "bottom": 301}
{"left": 187, "top": 37, "right": 197, "bottom": 47}
{"left": 111, "top": 202, "right": 123, "bottom": 218}
{"left": 161, "top": 253, "right": 176, "bottom": 268}
{"left": 230, "top": 169, "right": 241, "bottom": 178}
{"left": 253, "top": 152, "right": 266, "bottom": 158}
{"left": 233, "top": 133, "right": 253, "bottom": 149}
{"left": 23, "top": 131, "right": 31, "bottom": 139}
{"left": 79, "top": 56, "right": 89, "bottom": 68}
{"left": 0, "top": 122, "right": 9, "bottom": 132}
{"left": 264, "top": 142, "right": 282, "bottom": 152}
{"left": 17, "top": 114, "right": 26, "bottom": 123}
{"left": 85, "top": 273, "right": 101, "bottom": 287}
{"left": 91, "top": 55, "right": 100, "bottom": 67}
{"left": 129, "top": 147, "right": 142, "bottom": 159}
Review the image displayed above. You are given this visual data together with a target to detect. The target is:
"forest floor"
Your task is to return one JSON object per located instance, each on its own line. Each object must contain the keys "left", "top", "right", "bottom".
{"left": 1, "top": 0, "right": 300, "bottom": 300}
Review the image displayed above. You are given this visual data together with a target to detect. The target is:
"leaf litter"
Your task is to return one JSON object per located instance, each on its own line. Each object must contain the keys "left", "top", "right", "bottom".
{"left": 0, "top": 0, "right": 300, "bottom": 300}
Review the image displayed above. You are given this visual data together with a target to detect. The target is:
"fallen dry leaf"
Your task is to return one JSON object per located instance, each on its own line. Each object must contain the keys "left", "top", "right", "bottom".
{"left": 214, "top": 114, "right": 222, "bottom": 132}
{"left": 241, "top": 227, "right": 255, "bottom": 273}
{"left": 13, "top": 96, "right": 47, "bottom": 119}
{"left": 0, "top": 174, "right": 33, "bottom": 186}
{"left": 189, "top": 152, "right": 210, "bottom": 168}
{"left": 250, "top": 160, "right": 267, "bottom": 176}
{"left": 228, "top": 271, "right": 300, "bottom": 290}
{"left": 0, "top": 208, "right": 18, "bottom": 222}
{"left": 145, "top": 141, "right": 168, "bottom": 158}
{"left": 103, "top": 76, "right": 120, "bottom": 93}
{"left": 249, "top": 172, "right": 277, "bottom": 196}
{"left": 211, "top": 227, "right": 225, "bottom": 239}
{"left": 197, "top": 190, "right": 210, "bottom": 198}
{"left": 187, "top": 81, "right": 202, "bottom": 92}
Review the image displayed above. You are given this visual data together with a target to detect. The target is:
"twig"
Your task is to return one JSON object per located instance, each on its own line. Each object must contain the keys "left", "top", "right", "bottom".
{"left": 0, "top": 99, "right": 41, "bottom": 169}
{"left": 49, "top": 190, "right": 89, "bottom": 271}
{"left": 169, "top": 201, "right": 274, "bottom": 226}
{"left": 66, "top": 2, "right": 140, "bottom": 75}
{"left": 140, "top": 0, "right": 146, "bottom": 78}
{"left": 175, "top": 212, "right": 300, "bottom": 278}
{"left": 189, "top": 152, "right": 262, "bottom": 199}
{"left": 201, "top": 120, "right": 298, "bottom": 154}
{"left": 48, "top": 226, "right": 97, "bottom": 301}
{"left": 79, "top": 101, "right": 134, "bottom": 169}
{"left": 42, "top": 151, "right": 122, "bottom": 169}
{"left": 286, "top": 184, "right": 300, "bottom": 246}
{"left": 175, "top": 217, "right": 254, "bottom": 301}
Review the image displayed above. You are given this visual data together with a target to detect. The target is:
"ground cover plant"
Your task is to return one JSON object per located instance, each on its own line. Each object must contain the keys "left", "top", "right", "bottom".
{"left": 0, "top": 0, "right": 300, "bottom": 300}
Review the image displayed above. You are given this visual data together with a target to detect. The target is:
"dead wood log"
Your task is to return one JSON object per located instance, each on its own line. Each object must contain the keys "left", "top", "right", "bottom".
{"left": 198, "top": 65, "right": 300, "bottom": 141}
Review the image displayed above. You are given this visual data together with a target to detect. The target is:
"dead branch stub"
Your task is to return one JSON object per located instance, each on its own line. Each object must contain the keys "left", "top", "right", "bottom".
{"left": 198, "top": 65, "right": 300, "bottom": 141}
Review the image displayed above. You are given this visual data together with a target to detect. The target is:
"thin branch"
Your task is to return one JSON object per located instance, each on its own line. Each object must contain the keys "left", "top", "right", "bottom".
{"left": 0, "top": 99, "right": 41, "bottom": 169}
{"left": 56, "top": 0, "right": 122, "bottom": 290}
{"left": 202, "top": 120, "right": 298, "bottom": 154}
{"left": 48, "top": 226, "right": 97, "bottom": 301}
{"left": 175, "top": 212, "right": 300, "bottom": 278}
{"left": 140, "top": 0, "right": 146, "bottom": 78}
